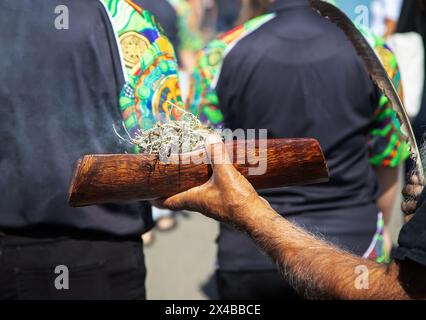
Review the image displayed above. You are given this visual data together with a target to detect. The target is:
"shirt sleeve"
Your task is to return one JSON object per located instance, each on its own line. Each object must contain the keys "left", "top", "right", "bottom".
{"left": 393, "top": 189, "right": 426, "bottom": 266}
{"left": 367, "top": 36, "right": 410, "bottom": 167}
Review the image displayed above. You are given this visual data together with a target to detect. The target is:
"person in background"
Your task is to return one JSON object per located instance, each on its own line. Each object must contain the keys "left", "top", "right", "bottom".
{"left": 371, "top": 0, "right": 403, "bottom": 38}
{"left": 397, "top": 0, "right": 426, "bottom": 147}
{"left": 0, "top": 0, "right": 182, "bottom": 299}
{"left": 236, "top": 0, "right": 271, "bottom": 24}
{"left": 168, "top": 0, "right": 205, "bottom": 72}
{"left": 199, "top": 0, "right": 219, "bottom": 41}
{"left": 188, "top": 0, "right": 408, "bottom": 299}
{"left": 216, "top": 0, "right": 241, "bottom": 32}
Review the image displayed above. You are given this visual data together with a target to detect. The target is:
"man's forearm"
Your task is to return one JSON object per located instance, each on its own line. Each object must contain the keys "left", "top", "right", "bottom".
{"left": 237, "top": 202, "right": 409, "bottom": 299}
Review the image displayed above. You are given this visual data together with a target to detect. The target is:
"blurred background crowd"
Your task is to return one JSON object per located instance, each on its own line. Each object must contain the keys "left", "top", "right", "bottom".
{"left": 142, "top": 0, "right": 426, "bottom": 299}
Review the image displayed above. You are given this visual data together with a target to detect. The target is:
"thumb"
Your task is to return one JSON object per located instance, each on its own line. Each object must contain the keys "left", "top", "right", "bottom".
{"left": 205, "top": 135, "right": 234, "bottom": 177}
{"left": 156, "top": 186, "right": 203, "bottom": 212}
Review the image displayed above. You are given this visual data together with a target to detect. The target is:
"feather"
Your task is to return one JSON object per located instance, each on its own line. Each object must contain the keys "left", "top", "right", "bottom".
{"left": 310, "top": 0, "right": 424, "bottom": 180}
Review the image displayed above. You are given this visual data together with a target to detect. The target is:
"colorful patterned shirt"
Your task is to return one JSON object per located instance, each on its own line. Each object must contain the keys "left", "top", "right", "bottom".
{"left": 103, "top": 0, "right": 185, "bottom": 140}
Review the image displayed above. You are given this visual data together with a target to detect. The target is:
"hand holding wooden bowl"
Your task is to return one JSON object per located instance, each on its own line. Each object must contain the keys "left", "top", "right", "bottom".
{"left": 68, "top": 138, "right": 329, "bottom": 207}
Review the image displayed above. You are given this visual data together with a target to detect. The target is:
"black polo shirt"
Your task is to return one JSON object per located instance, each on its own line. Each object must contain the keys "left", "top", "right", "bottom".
{"left": 397, "top": 0, "right": 426, "bottom": 144}
{"left": 0, "top": 0, "right": 152, "bottom": 237}
{"left": 392, "top": 0, "right": 426, "bottom": 268}
{"left": 216, "top": 0, "right": 381, "bottom": 270}
{"left": 394, "top": 189, "right": 426, "bottom": 266}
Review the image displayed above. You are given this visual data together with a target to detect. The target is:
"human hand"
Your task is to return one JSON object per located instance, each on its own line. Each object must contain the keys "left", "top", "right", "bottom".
{"left": 151, "top": 135, "right": 269, "bottom": 226}
{"left": 402, "top": 174, "right": 424, "bottom": 220}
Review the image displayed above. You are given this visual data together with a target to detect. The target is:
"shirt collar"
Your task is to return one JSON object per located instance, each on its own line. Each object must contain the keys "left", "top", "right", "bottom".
{"left": 267, "top": 0, "right": 310, "bottom": 13}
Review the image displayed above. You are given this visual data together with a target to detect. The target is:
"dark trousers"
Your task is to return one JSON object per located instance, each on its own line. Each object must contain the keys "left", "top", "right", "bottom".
{"left": 0, "top": 232, "right": 146, "bottom": 300}
{"left": 216, "top": 270, "right": 300, "bottom": 300}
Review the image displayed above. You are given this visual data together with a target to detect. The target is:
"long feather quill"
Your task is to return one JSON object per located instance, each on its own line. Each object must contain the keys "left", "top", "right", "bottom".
{"left": 310, "top": 0, "right": 424, "bottom": 180}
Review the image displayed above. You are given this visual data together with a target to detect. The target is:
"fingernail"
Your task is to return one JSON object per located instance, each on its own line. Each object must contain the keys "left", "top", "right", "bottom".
{"left": 206, "top": 134, "right": 222, "bottom": 145}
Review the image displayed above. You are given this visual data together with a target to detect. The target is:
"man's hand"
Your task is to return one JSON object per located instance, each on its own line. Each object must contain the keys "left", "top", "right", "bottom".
{"left": 402, "top": 175, "right": 424, "bottom": 220}
{"left": 153, "top": 136, "right": 426, "bottom": 300}
{"left": 152, "top": 135, "right": 269, "bottom": 226}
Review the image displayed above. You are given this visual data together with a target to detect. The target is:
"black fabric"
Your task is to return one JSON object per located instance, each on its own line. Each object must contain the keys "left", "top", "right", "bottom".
{"left": 0, "top": 232, "right": 146, "bottom": 300}
{"left": 397, "top": 0, "right": 426, "bottom": 145}
{"left": 135, "top": 0, "right": 180, "bottom": 53}
{"left": 216, "top": 0, "right": 380, "bottom": 271}
{"left": 216, "top": 270, "right": 300, "bottom": 300}
{"left": 394, "top": 189, "right": 426, "bottom": 267}
{"left": 267, "top": 0, "right": 310, "bottom": 12}
{"left": 0, "top": 0, "right": 153, "bottom": 237}
{"left": 397, "top": 0, "right": 426, "bottom": 46}
{"left": 413, "top": 81, "right": 426, "bottom": 145}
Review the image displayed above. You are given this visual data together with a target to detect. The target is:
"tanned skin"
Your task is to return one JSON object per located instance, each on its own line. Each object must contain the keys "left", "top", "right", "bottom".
{"left": 154, "top": 138, "right": 426, "bottom": 300}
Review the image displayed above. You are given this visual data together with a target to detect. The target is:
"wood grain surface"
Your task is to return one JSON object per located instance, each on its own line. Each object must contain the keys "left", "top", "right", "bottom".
{"left": 68, "top": 138, "right": 329, "bottom": 207}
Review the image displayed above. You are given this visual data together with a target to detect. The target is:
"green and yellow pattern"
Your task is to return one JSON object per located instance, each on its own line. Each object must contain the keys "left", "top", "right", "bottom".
{"left": 103, "top": 0, "right": 184, "bottom": 137}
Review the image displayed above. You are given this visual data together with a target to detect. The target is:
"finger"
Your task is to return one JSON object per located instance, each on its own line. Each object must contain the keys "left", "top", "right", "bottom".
{"left": 205, "top": 135, "right": 231, "bottom": 166}
{"left": 205, "top": 135, "right": 236, "bottom": 178}
{"left": 407, "top": 173, "right": 426, "bottom": 186}
{"left": 150, "top": 199, "right": 168, "bottom": 210}
{"left": 205, "top": 134, "right": 223, "bottom": 145}
{"left": 154, "top": 186, "right": 205, "bottom": 212}
{"left": 401, "top": 200, "right": 418, "bottom": 216}
{"left": 405, "top": 214, "right": 415, "bottom": 222}
{"left": 402, "top": 184, "right": 423, "bottom": 199}
{"left": 409, "top": 174, "right": 421, "bottom": 186}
